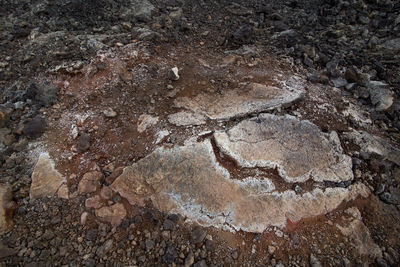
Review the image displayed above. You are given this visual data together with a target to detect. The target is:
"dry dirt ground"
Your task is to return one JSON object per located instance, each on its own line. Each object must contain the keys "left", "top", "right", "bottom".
{"left": 0, "top": 0, "right": 400, "bottom": 266}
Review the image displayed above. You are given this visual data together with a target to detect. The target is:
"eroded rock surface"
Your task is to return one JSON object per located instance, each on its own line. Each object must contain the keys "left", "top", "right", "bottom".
{"left": 174, "top": 81, "right": 303, "bottom": 121}
{"left": 112, "top": 139, "right": 369, "bottom": 233}
{"left": 30, "top": 153, "right": 66, "bottom": 200}
{"left": 214, "top": 114, "right": 353, "bottom": 183}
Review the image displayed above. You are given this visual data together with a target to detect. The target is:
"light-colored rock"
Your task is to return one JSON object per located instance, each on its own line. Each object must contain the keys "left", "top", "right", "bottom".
{"left": 155, "top": 130, "right": 170, "bottom": 144}
{"left": 78, "top": 171, "right": 104, "bottom": 195}
{"left": 112, "top": 139, "right": 369, "bottom": 233}
{"left": 167, "top": 111, "right": 207, "bottom": 126}
{"left": 268, "top": 245, "right": 276, "bottom": 254}
{"left": 309, "top": 254, "right": 322, "bottom": 267}
{"left": 173, "top": 80, "right": 303, "bottom": 121}
{"left": 0, "top": 185, "right": 16, "bottom": 232}
{"left": 57, "top": 184, "right": 69, "bottom": 199}
{"left": 336, "top": 207, "right": 382, "bottom": 259}
{"left": 214, "top": 114, "right": 353, "bottom": 183}
{"left": 368, "top": 81, "right": 393, "bottom": 111}
{"left": 103, "top": 108, "right": 117, "bottom": 118}
{"left": 80, "top": 212, "right": 89, "bottom": 225}
{"left": 343, "top": 130, "right": 400, "bottom": 166}
{"left": 30, "top": 153, "right": 66, "bottom": 200}
{"left": 85, "top": 195, "right": 104, "bottom": 209}
{"left": 95, "top": 203, "right": 126, "bottom": 226}
{"left": 100, "top": 186, "right": 113, "bottom": 200}
{"left": 137, "top": 114, "right": 159, "bottom": 133}
{"left": 169, "top": 67, "right": 180, "bottom": 81}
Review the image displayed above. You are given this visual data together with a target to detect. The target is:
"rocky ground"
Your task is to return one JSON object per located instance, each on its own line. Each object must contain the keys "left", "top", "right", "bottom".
{"left": 0, "top": 0, "right": 400, "bottom": 266}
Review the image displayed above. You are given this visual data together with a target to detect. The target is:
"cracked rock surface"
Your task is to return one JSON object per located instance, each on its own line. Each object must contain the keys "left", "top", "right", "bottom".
{"left": 214, "top": 114, "right": 354, "bottom": 183}
{"left": 112, "top": 138, "right": 369, "bottom": 233}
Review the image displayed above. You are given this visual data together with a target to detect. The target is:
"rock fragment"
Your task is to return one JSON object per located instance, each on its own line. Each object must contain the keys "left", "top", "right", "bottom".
{"left": 167, "top": 111, "right": 207, "bottom": 126}
{"left": 103, "top": 108, "right": 117, "bottom": 118}
{"left": 342, "top": 131, "right": 400, "bottom": 166}
{"left": 137, "top": 114, "right": 159, "bottom": 133}
{"left": 77, "top": 133, "right": 91, "bottom": 152}
{"left": 78, "top": 171, "right": 104, "bottom": 195}
{"left": 367, "top": 81, "right": 393, "bottom": 111}
{"left": 23, "top": 116, "right": 45, "bottom": 139}
{"left": 111, "top": 139, "right": 369, "bottom": 233}
{"left": 85, "top": 195, "right": 104, "bottom": 209}
{"left": 155, "top": 130, "right": 170, "bottom": 144}
{"left": 129, "top": 0, "right": 155, "bottom": 22}
{"left": 0, "top": 185, "right": 16, "bottom": 232}
{"left": 174, "top": 80, "right": 303, "bottom": 121}
{"left": 168, "top": 67, "right": 180, "bottom": 81}
{"left": 57, "top": 184, "right": 69, "bottom": 199}
{"left": 214, "top": 114, "right": 353, "bottom": 183}
{"left": 95, "top": 203, "right": 126, "bottom": 226}
{"left": 336, "top": 207, "right": 382, "bottom": 259}
{"left": 30, "top": 153, "right": 66, "bottom": 201}
{"left": 309, "top": 254, "right": 322, "bottom": 267}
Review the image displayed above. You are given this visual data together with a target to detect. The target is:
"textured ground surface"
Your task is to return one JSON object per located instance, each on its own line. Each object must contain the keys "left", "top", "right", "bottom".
{"left": 1, "top": 0, "right": 400, "bottom": 266}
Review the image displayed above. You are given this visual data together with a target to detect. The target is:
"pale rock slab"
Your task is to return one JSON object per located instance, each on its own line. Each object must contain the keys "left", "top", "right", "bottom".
{"left": 167, "top": 111, "right": 207, "bottom": 126}
{"left": 30, "top": 153, "right": 66, "bottom": 200}
{"left": 112, "top": 139, "right": 369, "bottom": 233}
{"left": 214, "top": 114, "right": 353, "bottom": 183}
{"left": 173, "top": 81, "right": 303, "bottom": 121}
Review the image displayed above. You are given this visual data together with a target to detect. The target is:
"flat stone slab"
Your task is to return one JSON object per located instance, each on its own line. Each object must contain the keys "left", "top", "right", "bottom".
{"left": 112, "top": 139, "right": 369, "bottom": 233}
{"left": 173, "top": 81, "right": 303, "bottom": 121}
{"left": 167, "top": 111, "right": 207, "bottom": 126}
{"left": 214, "top": 114, "right": 353, "bottom": 183}
{"left": 30, "top": 153, "right": 66, "bottom": 201}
